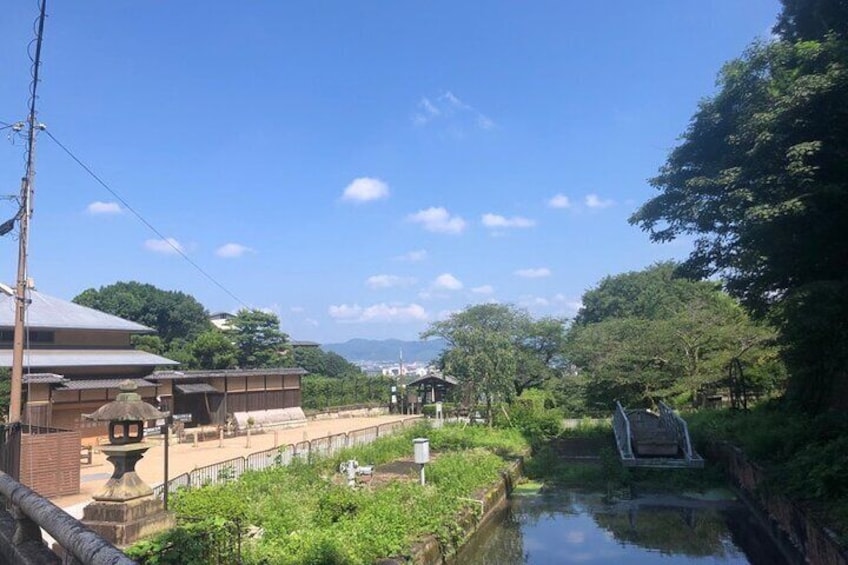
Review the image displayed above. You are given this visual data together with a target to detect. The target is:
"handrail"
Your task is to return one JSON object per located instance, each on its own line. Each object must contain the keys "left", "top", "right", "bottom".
{"left": 612, "top": 401, "right": 634, "bottom": 459}
{"left": 0, "top": 470, "right": 134, "bottom": 565}
{"left": 658, "top": 402, "right": 694, "bottom": 461}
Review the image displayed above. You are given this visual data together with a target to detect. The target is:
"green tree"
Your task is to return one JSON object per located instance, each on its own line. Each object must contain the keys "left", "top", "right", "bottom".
{"left": 191, "top": 330, "right": 238, "bottom": 370}
{"left": 227, "top": 309, "right": 289, "bottom": 368}
{"left": 422, "top": 304, "right": 528, "bottom": 422}
{"left": 73, "top": 281, "right": 211, "bottom": 345}
{"left": 293, "top": 347, "right": 360, "bottom": 378}
{"left": 629, "top": 6, "right": 848, "bottom": 410}
{"left": 566, "top": 265, "right": 782, "bottom": 409}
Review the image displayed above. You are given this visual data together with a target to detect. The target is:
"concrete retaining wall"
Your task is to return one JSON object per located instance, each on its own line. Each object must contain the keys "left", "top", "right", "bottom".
{"left": 708, "top": 442, "right": 848, "bottom": 565}
{"left": 377, "top": 458, "right": 522, "bottom": 565}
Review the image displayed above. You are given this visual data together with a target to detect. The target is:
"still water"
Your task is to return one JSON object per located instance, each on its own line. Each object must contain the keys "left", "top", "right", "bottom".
{"left": 458, "top": 489, "right": 791, "bottom": 565}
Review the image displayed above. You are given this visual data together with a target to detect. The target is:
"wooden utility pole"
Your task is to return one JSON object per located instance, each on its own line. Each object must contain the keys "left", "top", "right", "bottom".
{"left": 9, "top": 0, "right": 47, "bottom": 423}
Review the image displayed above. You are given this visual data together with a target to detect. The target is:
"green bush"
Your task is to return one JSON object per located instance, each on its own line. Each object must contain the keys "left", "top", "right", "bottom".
{"left": 492, "top": 390, "right": 563, "bottom": 443}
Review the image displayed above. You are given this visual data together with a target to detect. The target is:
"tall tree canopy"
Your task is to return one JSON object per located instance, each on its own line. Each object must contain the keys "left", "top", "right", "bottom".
{"left": 293, "top": 347, "right": 361, "bottom": 378}
{"left": 567, "top": 264, "right": 782, "bottom": 410}
{"left": 73, "top": 281, "right": 211, "bottom": 345}
{"left": 629, "top": 2, "right": 848, "bottom": 410}
{"left": 226, "top": 309, "right": 289, "bottom": 369}
{"left": 422, "top": 304, "right": 569, "bottom": 420}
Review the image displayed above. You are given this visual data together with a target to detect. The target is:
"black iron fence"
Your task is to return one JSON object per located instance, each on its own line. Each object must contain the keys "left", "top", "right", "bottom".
{"left": 0, "top": 422, "right": 21, "bottom": 481}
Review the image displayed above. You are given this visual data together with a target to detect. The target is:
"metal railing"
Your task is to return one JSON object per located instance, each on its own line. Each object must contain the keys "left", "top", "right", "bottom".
{"left": 658, "top": 401, "right": 698, "bottom": 462}
{"left": 152, "top": 417, "right": 422, "bottom": 499}
{"left": 612, "top": 401, "right": 634, "bottom": 461}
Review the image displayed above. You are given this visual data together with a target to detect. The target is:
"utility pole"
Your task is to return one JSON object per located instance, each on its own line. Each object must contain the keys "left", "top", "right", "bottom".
{"left": 9, "top": 0, "right": 48, "bottom": 423}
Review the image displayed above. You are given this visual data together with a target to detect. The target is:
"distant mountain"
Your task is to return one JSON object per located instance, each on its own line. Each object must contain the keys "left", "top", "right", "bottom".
{"left": 322, "top": 338, "right": 447, "bottom": 364}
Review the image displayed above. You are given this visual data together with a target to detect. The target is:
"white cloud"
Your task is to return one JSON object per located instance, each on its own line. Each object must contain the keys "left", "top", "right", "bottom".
{"left": 412, "top": 90, "right": 495, "bottom": 131}
{"left": 366, "top": 274, "right": 416, "bottom": 289}
{"left": 515, "top": 267, "right": 551, "bottom": 278}
{"left": 395, "top": 249, "right": 428, "bottom": 262}
{"left": 585, "top": 193, "right": 614, "bottom": 209}
{"left": 519, "top": 295, "right": 550, "bottom": 307}
{"left": 481, "top": 213, "right": 536, "bottom": 229}
{"left": 290, "top": 306, "right": 305, "bottom": 313}
{"left": 86, "top": 201, "right": 122, "bottom": 215}
{"left": 433, "top": 273, "right": 463, "bottom": 291}
{"left": 547, "top": 194, "right": 571, "bottom": 209}
{"left": 144, "top": 237, "right": 184, "bottom": 255}
{"left": 215, "top": 243, "right": 254, "bottom": 258}
{"left": 407, "top": 207, "right": 466, "bottom": 234}
{"left": 328, "top": 303, "right": 428, "bottom": 323}
{"left": 342, "top": 177, "right": 390, "bottom": 203}
{"left": 471, "top": 284, "right": 495, "bottom": 295}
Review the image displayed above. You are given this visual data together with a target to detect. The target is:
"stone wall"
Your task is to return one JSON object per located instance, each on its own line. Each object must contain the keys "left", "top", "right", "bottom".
{"left": 708, "top": 442, "right": 847, "bottom": 565}
{"left": 20, "top": 431, "right": 80, "bottom": 498}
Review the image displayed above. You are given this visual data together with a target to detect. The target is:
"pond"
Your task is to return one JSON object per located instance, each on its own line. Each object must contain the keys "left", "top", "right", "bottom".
{"left": 457, "top": 488, "right": 794, "bottom": 565}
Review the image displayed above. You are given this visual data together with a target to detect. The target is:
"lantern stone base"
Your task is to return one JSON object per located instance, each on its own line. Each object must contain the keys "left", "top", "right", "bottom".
{"left": 82, "top": 496, "right": 175, "bottom": 547}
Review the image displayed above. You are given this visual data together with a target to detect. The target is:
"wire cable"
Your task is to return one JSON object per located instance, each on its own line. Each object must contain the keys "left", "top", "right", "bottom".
{"left": 42, "top": 129, "right": 250, "bottom": 309}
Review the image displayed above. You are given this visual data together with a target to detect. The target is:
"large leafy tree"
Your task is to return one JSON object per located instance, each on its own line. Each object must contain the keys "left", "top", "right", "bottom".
{"left": 567, "top": 264, "right": 781, "bottom": 410}
{"left": 629, "top": 2, "right": 848, "bottom": 410}
{"left": 74, "top": 281, "right": 211, "bottom": 345}
{"left": 422, "top": 304, "right": 568, "bottom": 420}
{"left": 293, "top": 347, "right": 361, "bottom": 378}
{"left": 226, "top": 309, "right": 289, "bottom": 369}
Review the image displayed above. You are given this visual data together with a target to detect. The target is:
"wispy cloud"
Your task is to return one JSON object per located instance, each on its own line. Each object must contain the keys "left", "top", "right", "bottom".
{"left": 290, "top": 306, "right": 305, "bottom": 313}
{"left": 481, "top": 213, "right": 536, "bottom": 229}
{"left": 144, "top": 237, "right": 184, "bottom": 255}
{"left": 366, "top": 274, "right": 417, "bottom": 289}
{"left": 585, "top": 193, "right": 614, "bottom": 209}
{"left": 547, "top": 194, "right": 571, "bottom": 209}
{"left": 407, "top": 207, "right": 466, "bottom": 234}
{"left": 471, "top": 284, "right": 495, "bottom": 295}
{"left": 215, "top": 243, "right": 255, "bottom": 258}
{"left": 86, "top": 201, "right": 122, "bottom": 215}
{"left": 412, "top": 91, "right": 495, "bottom": 131}
{"left": 328, "top": 303, "right": 428, "bottom": 323}
{"left": 395, "top": 249, "right": 428, "bottom": 262}
{"left": 515, "top": 267, "right": 551, "bottom": 279}
{"left": 341, "top": 177, "right": 390, "bottom": 203}
{"left": 433, "top": 273, "right": 463, "bottom": 291}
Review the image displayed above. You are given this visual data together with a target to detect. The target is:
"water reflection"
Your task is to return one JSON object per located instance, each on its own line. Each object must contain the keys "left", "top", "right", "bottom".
{"left": 458, "top": 490, "right": 790, "bottom": 565}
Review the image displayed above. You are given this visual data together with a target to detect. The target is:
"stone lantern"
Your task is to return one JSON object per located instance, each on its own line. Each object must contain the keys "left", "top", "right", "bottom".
{"left": 81, "top": 380, "right": 175, "bottom": 546}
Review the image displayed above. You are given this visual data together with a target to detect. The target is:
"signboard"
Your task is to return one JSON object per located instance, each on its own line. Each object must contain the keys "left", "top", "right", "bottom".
{"left": 173, "top": 413, "right": 193, "bottom": 423}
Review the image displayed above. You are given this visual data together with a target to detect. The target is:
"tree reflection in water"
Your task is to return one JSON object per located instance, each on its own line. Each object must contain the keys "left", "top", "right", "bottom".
{"left": 459, "top": 490, "right": 791, "bottom": 565}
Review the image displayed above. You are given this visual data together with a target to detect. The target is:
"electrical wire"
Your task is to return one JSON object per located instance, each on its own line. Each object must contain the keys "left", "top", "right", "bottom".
{"left": 42, "top": 129, "right": 250, "bottom": 309}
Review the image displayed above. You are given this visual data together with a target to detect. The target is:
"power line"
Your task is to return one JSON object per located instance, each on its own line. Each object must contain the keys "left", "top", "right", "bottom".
{"left": 42, "top": 129, "right": 250, "bottom": 309}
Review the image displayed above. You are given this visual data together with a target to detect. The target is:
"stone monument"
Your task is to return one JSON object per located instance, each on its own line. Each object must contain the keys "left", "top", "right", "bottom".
{"left": 81, "top": 380, "right": 175, "bottom": 546}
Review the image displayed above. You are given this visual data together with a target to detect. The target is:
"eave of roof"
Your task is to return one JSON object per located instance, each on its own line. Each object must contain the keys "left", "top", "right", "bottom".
{"left": 59, "top": 378, "right": 158, "bottom": 391}
{"left": 0, "top": 288, "right": 154, "bottom": 333}
{"left": 0, "top": 349, "right": 179, "bottom": 368}
{"left": 148, "top": 367, "right": 307, "bottom": 381}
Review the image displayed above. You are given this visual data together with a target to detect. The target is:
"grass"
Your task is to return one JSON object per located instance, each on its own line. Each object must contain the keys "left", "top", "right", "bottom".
{"left": 127, "top": 422, "right": 528, "bottom": 565}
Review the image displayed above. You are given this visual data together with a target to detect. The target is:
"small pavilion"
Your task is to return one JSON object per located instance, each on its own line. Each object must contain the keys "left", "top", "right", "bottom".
{"left": 408, "top": 370, "right": 457, "bottom": 405}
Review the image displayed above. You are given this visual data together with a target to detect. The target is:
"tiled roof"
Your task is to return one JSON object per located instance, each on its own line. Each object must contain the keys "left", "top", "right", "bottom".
{"left": 0, "top": 288, "right": 154, "bottom": 332}
{"left": 408, "top": 373, "right": 459, "bottom": 387}
{"left": 22, "top": 373, "right": 67, "bottom": 384}
{"left": 0, "top": 349, "right": 179, "bottom": 368}
{"left": 59, "top": 378, "right": 158, "bottom": 391}
{"left": 175, "top": 383, "right": 219, "bottom": 394}
{"left": 149, "top": 367, "right": 306, "bottom": 381}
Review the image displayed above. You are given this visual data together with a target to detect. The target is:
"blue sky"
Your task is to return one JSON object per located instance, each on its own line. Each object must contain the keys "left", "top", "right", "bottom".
{"left": 0, "top": 1, "right": 780, "bottom": 343}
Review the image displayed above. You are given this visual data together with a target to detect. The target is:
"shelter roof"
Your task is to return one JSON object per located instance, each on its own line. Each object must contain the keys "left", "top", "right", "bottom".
{"left": 0, "top": 349, "right": 178, "bottom": 368}
{"left": 408, "top": 372, "right": 458, "bottom": 387}
{"left": 22, "top": 372, "right": 67, "bottom": 384}
{"left": 0, "top": 287, "right": 154, "bottom": 332}
{"left": 175, "top": 383, "right": 219, "bottom": 394}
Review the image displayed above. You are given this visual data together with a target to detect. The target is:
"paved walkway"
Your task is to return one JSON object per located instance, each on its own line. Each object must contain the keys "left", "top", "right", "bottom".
{"left": 51, "top": 414, "right": 420, "bottom": 514}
